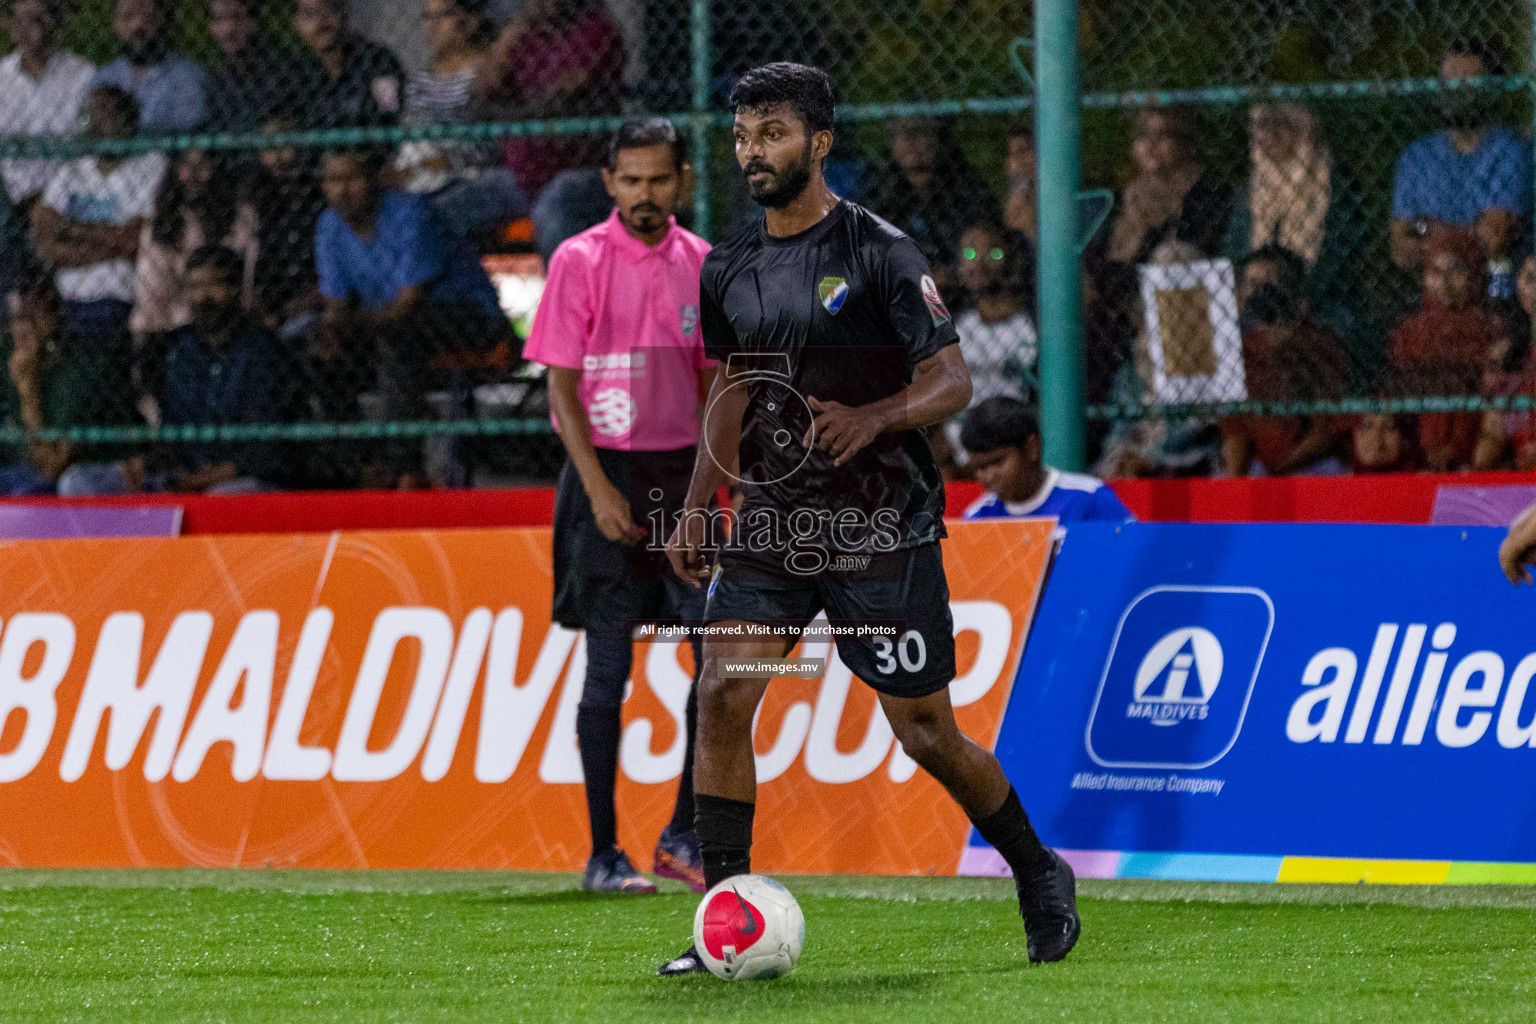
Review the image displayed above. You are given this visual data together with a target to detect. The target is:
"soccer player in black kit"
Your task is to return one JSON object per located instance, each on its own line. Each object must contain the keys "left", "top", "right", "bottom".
{"left": 658, "top": 62, "right": 1079, "bottom": 975}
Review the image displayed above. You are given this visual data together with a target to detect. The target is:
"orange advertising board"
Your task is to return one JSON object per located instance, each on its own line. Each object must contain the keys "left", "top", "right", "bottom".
{"left": 0, "top": 520, "right": 1053, "bottom": 873}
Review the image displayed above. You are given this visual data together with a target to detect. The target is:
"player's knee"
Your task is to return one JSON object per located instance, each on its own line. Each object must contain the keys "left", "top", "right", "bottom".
{"left": 893, "top": 714, "right": 961, "bottom": 774}
{"left": 697, "top": 673, "right": 756, "bottom": 734}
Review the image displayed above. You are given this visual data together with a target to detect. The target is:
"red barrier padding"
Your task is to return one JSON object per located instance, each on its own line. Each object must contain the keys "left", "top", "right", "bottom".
{"left": 4, "top": 472, "right": 1533, "bottom": 535}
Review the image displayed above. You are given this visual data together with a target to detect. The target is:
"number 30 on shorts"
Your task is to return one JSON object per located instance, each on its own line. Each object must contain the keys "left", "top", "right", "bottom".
{"left": 872, "top": 630, "right": 927, "bottom": 674}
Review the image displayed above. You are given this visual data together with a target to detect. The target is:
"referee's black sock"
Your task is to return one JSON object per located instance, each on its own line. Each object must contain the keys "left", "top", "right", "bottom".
{"left": 695, "top": 793, "right": 754, "bottom": 890}
{"left": 666, "top": 682, "right": 700, "bottom": 834}
{"left": 970, "top": 786, "right": 1054, "bottom": 880}
{"left": 576, "top": 702, "right": 622, "bottom": 855}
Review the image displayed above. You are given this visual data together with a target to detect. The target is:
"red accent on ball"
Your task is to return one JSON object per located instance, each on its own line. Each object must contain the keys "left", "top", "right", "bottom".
{"left": 701, "top": 888, "right": 766, "bottom": 960}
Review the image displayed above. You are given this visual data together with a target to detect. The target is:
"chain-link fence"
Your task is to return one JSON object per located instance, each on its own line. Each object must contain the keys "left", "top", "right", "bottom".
{"left": 1072, "top": 0, "right": 1536, "bottom": 477}
{"left": 0, "top": 0, "right": 1038, "bottom": 494}
{"left": 0, "top": 0, "right": 1528, "bottom": 493}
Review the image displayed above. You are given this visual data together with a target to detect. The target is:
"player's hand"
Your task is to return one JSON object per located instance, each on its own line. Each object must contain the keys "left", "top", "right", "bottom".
{"left": 665, "top": 507, "right": 712, "bottom": 587}
{"left": 1500, "top": 511, "right": 1536, "bottom": 585}
{"left": 803, "top": 397, "right": 887, "bottom": 467}
{"left": 589, "top": 480, "right": 644, "bottom": 545}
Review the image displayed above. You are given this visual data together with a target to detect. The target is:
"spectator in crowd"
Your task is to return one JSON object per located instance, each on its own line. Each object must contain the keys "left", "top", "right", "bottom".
{"left": 92, "top": 0, "right": 208, "bottom": 132}
{"left": 31, "top": 86, "right": 166, "bottom": 386}
{"left": 0, "top": 276, "right": 134, "bottom": 495}
{"left": 1003, "top": 120, "right": 1036, "bottom": 246}
{"left": 474, "top": 0, "right": 623, "bottom": 198}
{"left": 132, "top": 148, "right": 259, "bottom": 403}
{"left": 960, "top": 397, "right": 1134, "bottom": 523}
{"left": 863, "top": 116, "right": 996, "bottom": 290}
{"left": 1384, "top": 229, "right": 1509, "bottom": 472}
{"left": 1222, "top": 103, "right": 1365, "bottom": 342}
{"left": 1094, "top": 239, "right": 1226, "bottom": 478}
{"left": 312, "top": 147, "right": 506, "bottom": 478}
{"left": 398, "top": 0, "right": 528, "bottom": 243}
{"left": 1390, "top": 39, "right": 1531, "bottom": 295}
{"left": 473, "top": 0, "right": 625, "bottom": 264}
{"left": 1103, "top": 108, "right": 1229, "bottom": 267}
{"left": 205, "top": 0, "right": 307, "bottom": 131}
{"left": 292, "top": 0, "right": 405, "bottom": 128}
{"left": 1352, "top": 413, "right": 1420, "bottom": 474}
{"left": 248, "top": 106, "right": 326, "bottom": 340}
{"left": 936, "top": 221, "right": 1037, "bottom": 477}
{"left": 58, "top": 246, "right": 288, "bottom": 495}
{"left": 0, "top": 0, "right": 94, "bottom": 208}
{"left": 1219, "top": 246, "right": 1350, "bottom": 476}
{"left": 1475, "top": 253, "right": 1536, "bottom": 471}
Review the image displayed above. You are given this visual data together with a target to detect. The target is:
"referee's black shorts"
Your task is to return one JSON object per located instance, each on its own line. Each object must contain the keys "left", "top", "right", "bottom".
{"left": 703, "top": 542, "right": 956, "bottom": 699}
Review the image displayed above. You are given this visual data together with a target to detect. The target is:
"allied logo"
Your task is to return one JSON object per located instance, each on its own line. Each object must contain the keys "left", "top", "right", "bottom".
{"left": 1086, "top": 586, "right": 1272, "bottom": 770}
{"left": 920, "top": 274, "right": 950, "bottom": 325}
{"left": 1130, "top": 627, "right": 1223, "bottom": 726}
{"left": 818, "top": 276, "right": 849, "bottom": 315}
{"left": 681, "top": 305, "right": 699, "bottom": 336}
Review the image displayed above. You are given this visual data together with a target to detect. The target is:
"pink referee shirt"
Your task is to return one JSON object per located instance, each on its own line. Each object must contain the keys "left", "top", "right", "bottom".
{"left": 524, "top": 209, "right": 714, "bottom": 451}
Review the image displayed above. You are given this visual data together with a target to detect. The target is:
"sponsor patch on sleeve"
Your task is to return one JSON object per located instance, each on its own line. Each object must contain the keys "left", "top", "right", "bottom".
{"left": 920, "top": 274, "right": 951, "bottom": 325}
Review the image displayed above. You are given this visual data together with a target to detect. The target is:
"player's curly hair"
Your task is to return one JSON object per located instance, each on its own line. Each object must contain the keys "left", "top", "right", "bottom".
{"left": 729, "top": 62, "right": 836, "bottom": 135}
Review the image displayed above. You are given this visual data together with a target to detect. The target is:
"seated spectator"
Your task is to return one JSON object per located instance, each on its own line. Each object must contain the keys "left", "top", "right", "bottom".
{"left": 1222, "top": 103, "right": 1365, "bottom": 342}
{"left": 1003, "top": 121, "right": 1036, "bottom": 246}
{"left": 248, "top": 107, "right": 326, "bottom": 340}
{"left": 1390, "top": 39, "right": 1531, "bottom": 290}
{"left": 1, "top": 277, "right": 135, "bottom": 495}
{"left": 936, "top": 221, "right": 1036, "bottom": 477}
{"left": 1220, "top": 246, "right": 1350, "bottom": 476}
{"left": 863, "top": 116, "right": 997, "bottom": 291}
{"left": 1103, "top": 108, "right": 1229, "bottom": 267}
{"left": 473, "top": 0, "right": 624, "bottom": 198}
{"left": 1476, "top": 252, "right": 1536, "bottom": 470}
{"left": 92, "top": 0, "right": 208, "bottom": 132}
{"left": 205, "top": 0, "right": 308, "bottom": 131}
{"left": 133, "top": 148, "right": 259, "bottom": 347}
{"left": 398, "top": 0, "right": 528, "bottom": 243}
{"left": 1093, "top": 239, "right": 1225, "bottom": 479}
{"left": 31, "top": 86, "right": 166, "bottom": 385}
{"left": 1384, "top": 230, "right": 1510, "bottom": 472}
{"left": 313, "top": 147, "right": 506, "bottom": 476}
{"left": 292, "top": 0, "right": 405, "bottom": 128}
{"left": 960, "top": 397, "right": 1134, "bottom": 523}
{"left": 0, "top": 0, "right": 94, "bottom": 208}
{"left": 1352, "top": 413, "right": 1421, "bottom": 474}
{"left": 58, "top": 247, "right": 288, "bottom": 495}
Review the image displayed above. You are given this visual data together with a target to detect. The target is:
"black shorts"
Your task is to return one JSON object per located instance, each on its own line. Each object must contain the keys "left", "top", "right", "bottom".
{"left": 703, "top": 542, "right": 956, "bottom": 698}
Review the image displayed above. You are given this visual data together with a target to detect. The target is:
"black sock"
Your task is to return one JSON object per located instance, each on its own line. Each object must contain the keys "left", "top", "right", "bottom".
{"left": 667, "top": 681, "right": 700, "bottom": 834}
{"left": 695, "top": 792, "right": 754, "bottom": 890}
{"left": 576, "top": 702, "right": 622, "bottom": 855}
{"left": 970, "top": 787, "right": 1053, "bottom": 880}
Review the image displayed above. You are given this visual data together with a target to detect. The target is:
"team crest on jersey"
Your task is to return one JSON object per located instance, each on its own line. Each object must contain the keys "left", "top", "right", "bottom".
{"left": 817, "top": 276, "right": 849, "bottom": 315}
{"left": 920, "top": 275, "right": 951, "bottom": 325}
{"left": 681, "top": 305, "right": 699, "bottom": 336}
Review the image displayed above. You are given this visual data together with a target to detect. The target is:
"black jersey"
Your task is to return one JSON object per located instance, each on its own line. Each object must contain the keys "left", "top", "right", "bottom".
{"left": 700, "top": 201, "right": 960, "bottom": 557}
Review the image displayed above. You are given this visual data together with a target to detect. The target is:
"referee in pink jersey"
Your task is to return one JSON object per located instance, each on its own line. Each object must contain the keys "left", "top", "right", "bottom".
{"left": 522, "top": 118, "right": 713, "bottom": 894}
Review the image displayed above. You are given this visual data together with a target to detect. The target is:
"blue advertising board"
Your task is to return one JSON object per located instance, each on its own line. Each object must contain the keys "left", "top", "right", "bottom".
{"left": 973, "top": 523, "right": 1536, "bottom": 883}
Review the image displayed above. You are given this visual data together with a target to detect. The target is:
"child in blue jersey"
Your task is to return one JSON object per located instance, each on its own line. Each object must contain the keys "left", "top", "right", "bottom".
{"left": 960, "top": 397, "right": 1135, "bottom": 523}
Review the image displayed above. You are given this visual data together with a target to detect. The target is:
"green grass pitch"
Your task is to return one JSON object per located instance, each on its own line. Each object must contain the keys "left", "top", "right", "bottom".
{"left": 0, "top": 870, "right": 1533, "bottom": 1022}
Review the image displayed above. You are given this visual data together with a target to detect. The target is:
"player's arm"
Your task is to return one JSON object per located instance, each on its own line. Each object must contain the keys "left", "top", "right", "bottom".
{"left": 804, "top": 344, "right": 972, "bottom": 466}
{"left": 547, "top": 365, "right": 643, "bottom": 544}
{"left": 667, "top": 361, "right": 743, "bottom": 586}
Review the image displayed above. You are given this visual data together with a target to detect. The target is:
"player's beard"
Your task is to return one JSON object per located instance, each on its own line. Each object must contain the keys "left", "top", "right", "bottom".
{"left": 744, "top": 146, "right": 813, "bottom": 209}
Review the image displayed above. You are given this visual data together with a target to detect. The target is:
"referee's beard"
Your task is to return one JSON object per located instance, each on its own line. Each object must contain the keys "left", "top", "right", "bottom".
{"left": 744, "top": 145, "right": 814, "bottom": 209}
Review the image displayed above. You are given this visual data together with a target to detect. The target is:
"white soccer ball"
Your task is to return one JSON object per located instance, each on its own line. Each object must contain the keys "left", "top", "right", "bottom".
{"left": 693, "top": 874, "right": 805, "bottom": 981}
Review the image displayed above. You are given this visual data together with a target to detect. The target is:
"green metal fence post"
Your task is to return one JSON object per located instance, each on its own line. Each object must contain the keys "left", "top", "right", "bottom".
{"left": 690, "top": 0, "right": 713, "bottom": 239}
{"left": 1034, "top": 0, "right": 1086, "bottom": 471}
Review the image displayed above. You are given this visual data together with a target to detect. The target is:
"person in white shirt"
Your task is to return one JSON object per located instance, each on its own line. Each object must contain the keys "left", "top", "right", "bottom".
{"left": 31, "top": 85, "right": 166, "bottom": 385}
{"left": 0, "top": 0, "right": 95, "bottom": 206}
